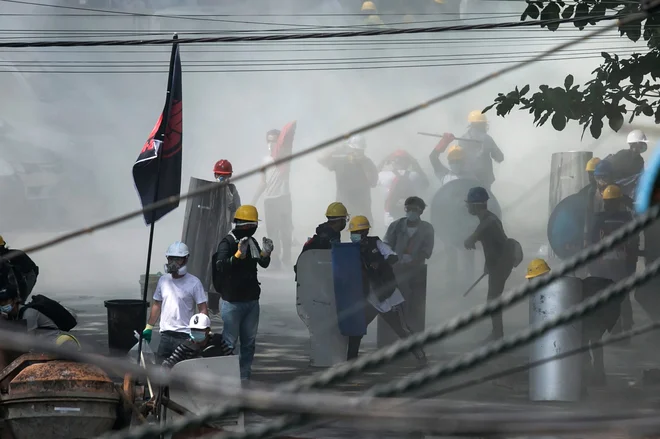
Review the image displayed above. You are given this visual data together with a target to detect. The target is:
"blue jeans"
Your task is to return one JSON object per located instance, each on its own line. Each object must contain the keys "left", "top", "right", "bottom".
{"left": 221, "top": 300, "right": 260, "bottom": 380}
{"left": 157, "top": 332, "right": 189, "bottom": 363}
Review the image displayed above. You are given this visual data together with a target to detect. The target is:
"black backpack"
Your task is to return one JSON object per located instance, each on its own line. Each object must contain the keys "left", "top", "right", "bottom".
{"left": 211, "top": 234, "right": 237, "bottom": 296}
{"left": 19, "top": 294, "right": 77, "bottom": 332}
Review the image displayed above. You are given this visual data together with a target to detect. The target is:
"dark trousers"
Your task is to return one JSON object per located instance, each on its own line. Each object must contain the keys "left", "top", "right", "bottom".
{"left": 157, "top": 331, "right": 189, "bottom": 363}
{"left": 487, "top": 264, "right": 513, "bottom": 337}
{"left": 347, "top": 303, "right": 426, "bottom": 361}
{"left": 264, "top": 194, "right": 293, "bottom": 266}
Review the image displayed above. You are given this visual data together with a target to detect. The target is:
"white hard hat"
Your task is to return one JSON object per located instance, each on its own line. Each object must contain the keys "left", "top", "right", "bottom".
{"left": 165, "top": 241, "right": 189, "bottom": 258}
{"left": 189, "top": 313, "right": 211, "bottom": 330}
{"left": 627, "top": 129, "right": 648, "bottom": 144}
{"left": 347, "top": 134, "right": 367, "bottom": 150}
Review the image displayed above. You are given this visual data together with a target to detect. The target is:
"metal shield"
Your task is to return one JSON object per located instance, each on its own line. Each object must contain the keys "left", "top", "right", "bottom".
{"left": 181, "top": 177, "right": 233, "bottom": 293}
{"left": 546, "top": 192, "right": 588, "bottom": 260}
{"left": 430, "top": 178, "right": 502, "bottom": 247}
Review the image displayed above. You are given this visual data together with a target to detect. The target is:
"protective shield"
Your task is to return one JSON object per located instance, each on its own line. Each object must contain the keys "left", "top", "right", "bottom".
{"left": 430, "top": 178, "right": 502, "bottom": 247}
{"left": 331, "top": 242, "right": 367, "bottom": 337}
{"left": 547, "top": 192, "right": 588, "bottom": 260}
{"left": 296, "top": 249, "right": 348, "bottom": 367}
{"left": 529, "top": 276, "right": 583, "bottom": 402}
{"left": 168, "top": 356, "right": 244, "bottom": 430}
{"left": 181, "top": 177, "right": 232, "bottom": 293}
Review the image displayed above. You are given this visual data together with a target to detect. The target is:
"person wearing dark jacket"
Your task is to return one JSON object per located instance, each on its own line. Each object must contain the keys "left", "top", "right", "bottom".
{"left": 345, "top": 215, "right": 428, "bottom": 365}
{"left": 162, "top": 313, "right": 234, "bottom": 369}
{"left": 0, "top": 236, "right": 38, "bottom": 303}
{"left": 215, "top": 205, "right": 272, "bottom": 380}
{"left": 604, "top": 129, "right": 647, "bottom": 182}
{"left": 294, "top": 202, "right": 349, "bottom": 279}
{"left": 588, "top": 185, "right": 639, "bottom": 338}
{"left": 464, "top": 187, "right": 513, "bottom": 342}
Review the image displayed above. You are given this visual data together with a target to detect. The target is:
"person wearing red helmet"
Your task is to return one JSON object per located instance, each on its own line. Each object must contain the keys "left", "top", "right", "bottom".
{"left": 377, "top": 150, "right": 429, "bottom": 227}
{"left": 213, "top": 159, "right": 241, "bottom": 222}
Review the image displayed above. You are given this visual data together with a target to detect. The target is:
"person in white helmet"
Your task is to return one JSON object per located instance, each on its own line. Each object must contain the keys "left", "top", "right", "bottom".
{"left": 604, "top": 129, "right": 648, "bottom": 182}
{"left": 317, "top": 134, "right": 378, "bottom": 222}
{"left": 142, "top": 242, "right": 209, "bottom": 361}
{"left": 161, "top": 313, "right": 233, "bottom": 369}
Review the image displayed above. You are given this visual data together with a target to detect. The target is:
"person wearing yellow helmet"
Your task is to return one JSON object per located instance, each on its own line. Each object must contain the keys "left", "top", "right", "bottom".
{"left": 587, "top": 185, "right": 639, "bottom": 336}
{"left": 457, "top": 110, "right": 504, "bottom": 190}
{"left": 318, "top": 135, "right": 378, "bottom": 223}
{"left": 346, "top": 215, "right": 428, "bottom": 364}
{"left": 214, "top": 204, "right": 272, "bottom": 380}
{"left": 585, "top": 157, "right": 601, "bottom": 186}
{"left": 428, "top": 133, "right": 478, "bottom": 187}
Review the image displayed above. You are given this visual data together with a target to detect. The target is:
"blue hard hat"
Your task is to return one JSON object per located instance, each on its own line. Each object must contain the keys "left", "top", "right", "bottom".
{"left": 466, "top": 186, "right": 489, "bottom": 203}
{"left": 593, "top": 160, "right": 613, "bottom": 178}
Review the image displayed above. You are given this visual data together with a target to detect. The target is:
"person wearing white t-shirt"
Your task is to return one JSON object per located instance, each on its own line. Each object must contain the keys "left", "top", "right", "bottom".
{"left": 252, "top": 129, "right": 293, "bottom": 269}
{"left": 142, "top": 241, "right": 208, "bottom": 360}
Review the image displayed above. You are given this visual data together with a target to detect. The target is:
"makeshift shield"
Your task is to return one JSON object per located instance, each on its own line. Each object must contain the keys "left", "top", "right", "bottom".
{"left": 181, "top": 177, "right": 233, "bottom": 293}
{"left": 547, "top": 192, "right": 588, "bottom": 260}
{"left": 430, "top": 178, "right": 502, "bottom": 247}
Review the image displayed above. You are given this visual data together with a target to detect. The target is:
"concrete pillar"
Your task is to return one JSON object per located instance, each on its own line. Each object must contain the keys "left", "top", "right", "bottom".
{"left": 529, "top": 276, "right": 583, "bottom": 402}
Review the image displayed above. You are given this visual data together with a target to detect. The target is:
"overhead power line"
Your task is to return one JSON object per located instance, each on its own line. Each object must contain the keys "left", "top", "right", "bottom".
{"left": 0, "top": 12, "right": 628, "bottom": 48}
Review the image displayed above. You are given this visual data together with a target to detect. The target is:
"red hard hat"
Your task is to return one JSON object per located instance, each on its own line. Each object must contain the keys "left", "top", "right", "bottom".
{"left": 391, "top": 149, "right": 409, "bottom": 158}
{"left": 213, "top": 159, "right": 233, "bottom": 176}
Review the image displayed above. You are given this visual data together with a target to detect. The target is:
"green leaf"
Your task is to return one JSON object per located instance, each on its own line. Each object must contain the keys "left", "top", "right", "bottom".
{"left": 520, "top": 84, "right": 530, "bottom": 96}
{"left": 541, "top": 2, "right": 560, "bottom": 22}
{"left": 482, "top": 103, "right": 496, "bottom": 113}
{"left": 655, "top": 105, "right": 660, "bottom": 124}
{"left": 607, "top": 112, "right": 624, "bottom": 131}
{"left": 590, "top": 118, "right": 603, "bottom": 138}
{"left": 552, "top": 113, "right": 567, "bottom": 130}
{"left": 643, "top": 105, "right": 654, "bottom": 116}
{"left": 564, "top": 74, "right": 574, "bottom": 90}
{"left": 624, "top": 22, "right": 642, "bottom": 42}
{"left": 522, "top": 3, "right": 540, "bottom": 20}
{"left": 561, "top": 4, "right": 575, "bottom": 19}
{"left": 601, "top": 52, "right": 612, "bottom": 61}
{"left": 590, "top": 3, "right": 606, "bottom": 17}
{"left": 574, "top": 2, "right": 590, "bottom": 28}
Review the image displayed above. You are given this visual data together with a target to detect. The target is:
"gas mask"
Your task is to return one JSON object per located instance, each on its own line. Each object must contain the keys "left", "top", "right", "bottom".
{"left": 164, "top": 260, "right": 187, "bottom": 276}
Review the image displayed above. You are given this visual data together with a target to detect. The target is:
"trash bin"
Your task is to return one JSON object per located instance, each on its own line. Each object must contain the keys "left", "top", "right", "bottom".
{"left": 104, "top": 300, "right": 149, "bottom": 355}
{"left": 138, "top": 274, "right": 162, "bottom": 302}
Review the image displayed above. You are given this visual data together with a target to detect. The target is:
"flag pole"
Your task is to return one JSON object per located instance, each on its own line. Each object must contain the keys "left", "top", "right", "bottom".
{"left": 136, "top": 34, "right": 179, "bottom": 366}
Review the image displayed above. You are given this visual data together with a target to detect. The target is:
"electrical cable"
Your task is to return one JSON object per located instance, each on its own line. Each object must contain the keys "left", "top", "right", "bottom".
{"left": 97, "top": 234, "right": 660, "bottom": 439}
{"left": 0, "top": 12, "right": 629, "bottom": 48}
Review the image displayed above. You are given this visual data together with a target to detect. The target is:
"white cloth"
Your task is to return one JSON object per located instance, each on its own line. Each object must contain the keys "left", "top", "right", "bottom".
{"left": 230, "top": 233, "right": 261, "bottom": 259}
{"left": 366, "top": 240, "right": 405, "bottom": 313}
{"left": 262, "top": 156, "right": 290, "bottom": 198}
{"left": 153, "top": 273, "right": 207, "bottom": 334}
{"left": 439, "top": 172, "right": 460, "bottom": 187}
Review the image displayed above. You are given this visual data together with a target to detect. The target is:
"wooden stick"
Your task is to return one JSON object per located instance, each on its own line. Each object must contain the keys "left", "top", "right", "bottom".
{"left": 417, "top": 131, "right": 481, "bottom": 142}
{"left": 140, "top": 352, "right": 154, "bottom": 399}
{"left": 116, "top": 385, "right": 147, "bottom": 425}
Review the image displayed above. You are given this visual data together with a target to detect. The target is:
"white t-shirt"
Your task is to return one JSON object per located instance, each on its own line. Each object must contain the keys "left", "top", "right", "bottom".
{"left": 262, "top": 156, "right": 290, "bottom": 199}
{"left": 153, "top": 273, "right": 207, "bottom": 334}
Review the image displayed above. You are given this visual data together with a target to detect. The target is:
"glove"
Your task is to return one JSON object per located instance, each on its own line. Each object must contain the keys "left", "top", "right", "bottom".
{"left": 262, "top": 237, "right": 274, "bottom": 255}
{"left": 142, "top": 324, "right": 153, "bottom": 343}
{"left": 236, "top": 237, "right": 249, "bottom": 259}
{"left": 401, "top": 254, "right": 413, "bottom": 264}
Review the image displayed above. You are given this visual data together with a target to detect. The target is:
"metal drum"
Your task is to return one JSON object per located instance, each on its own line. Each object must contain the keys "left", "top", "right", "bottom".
{"left": 181, "top": 177, "right": 233, "bottom": 294}
{"left": 529, "top": 276, "right": 583, "bottom": 402}
{"left": 430, "top": 178, "right": 502, "bottom": 247}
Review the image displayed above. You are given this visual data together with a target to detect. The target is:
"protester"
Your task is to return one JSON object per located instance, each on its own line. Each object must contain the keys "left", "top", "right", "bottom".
{"left": 143, "top": 241, "right": 208, "bottom": 361}
{"left": 377, "top": 150, "right": 429, "bottom": 227}
{"left": 214, "top": 205, "right": 273, "bottom": 380}
{"left": 161, "top": 313, "right": 233, "bottom": 369}
{"left": 213, "top": 159, "right": 241, "bottom": 222}
{"left": 0, "top": 235, "right": 39, "bottom": 302}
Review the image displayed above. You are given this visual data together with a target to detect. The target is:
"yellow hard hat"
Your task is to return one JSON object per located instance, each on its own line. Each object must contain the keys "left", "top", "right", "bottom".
{"left": 0, "top": 235, "right": 6, "bottom": 247}
{"left": 468, "top": 110, "right": 487, "bottom": 124}
{"left": 325, "top": 202, "right": 348, "bottom": 218}
{"left": 526, "top": 258, "right": 550, "bottom": 279}
{"left": 234, "top": 205, "right": 260, "bottom": 222}
{"left": 56, "top": 334, "right": 81, "bottom": 349}
{"left": 447, "top": 145, "right": 464, "bottom": 161}
{"left": 585, "top": 157, "right": 601, "bottom": 172}
{"left": 361, "top": 1, "right": 376, "bottom": 12}
{"left": 348, "top": 215, "right": 371, "bottom": 232}
{"left": 602, "top": 185, "right": 623, "bottom": 200}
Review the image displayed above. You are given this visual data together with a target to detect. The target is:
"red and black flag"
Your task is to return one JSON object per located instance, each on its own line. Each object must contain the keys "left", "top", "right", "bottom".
{"left": 132, "top": 40, "right": 183, "bottom": 225}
